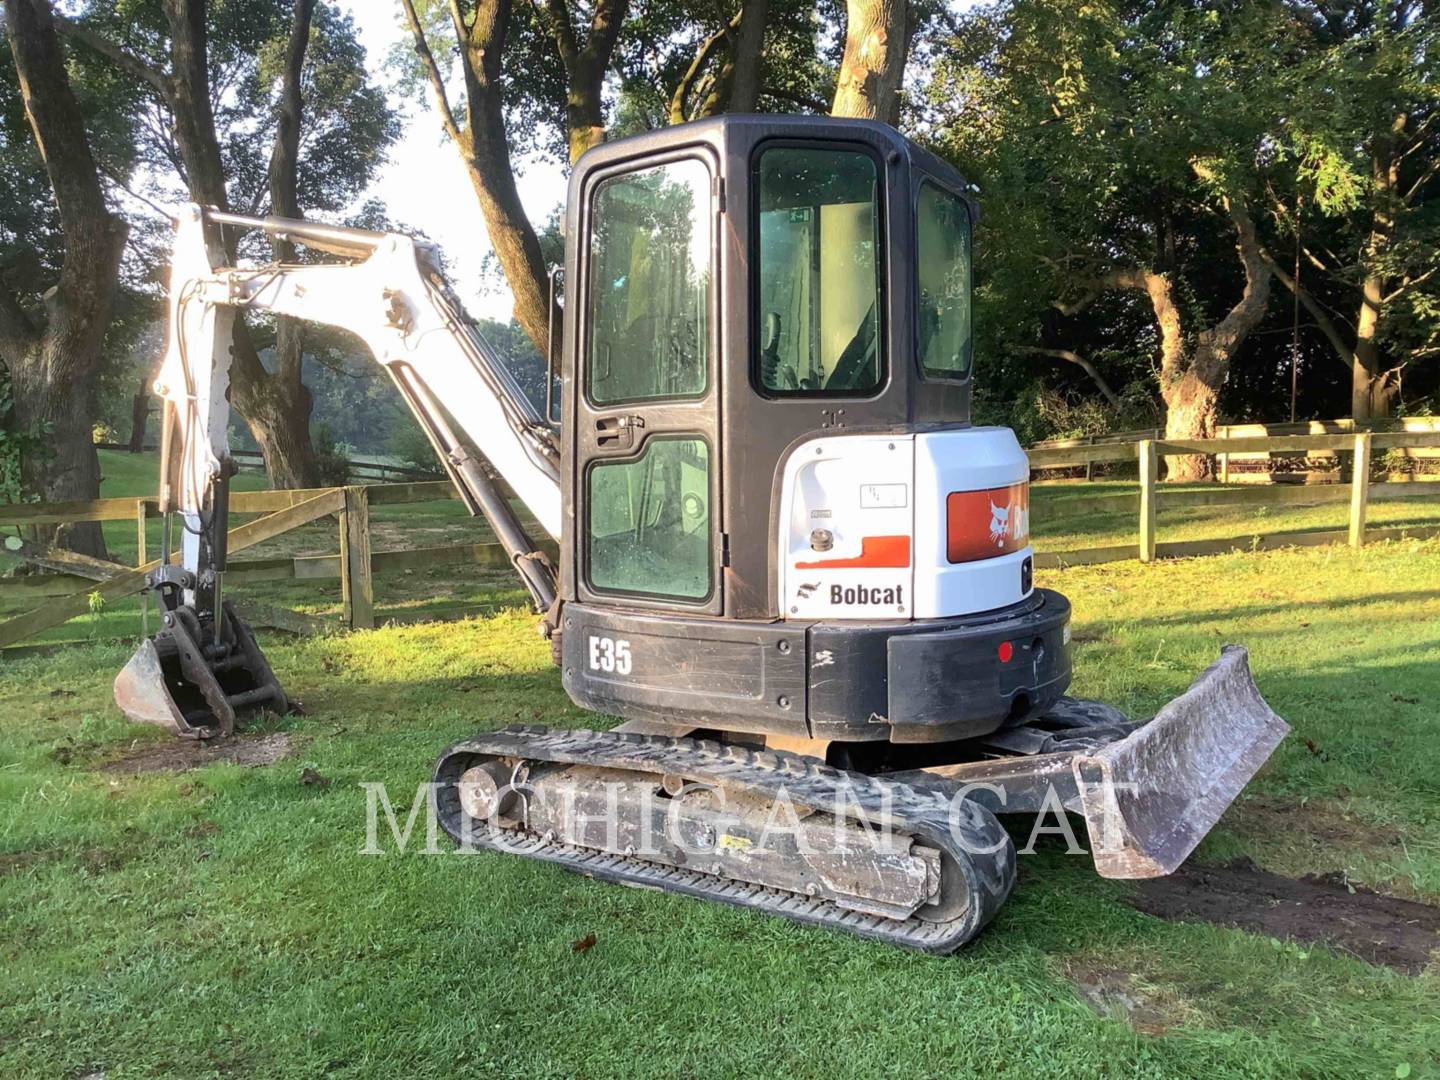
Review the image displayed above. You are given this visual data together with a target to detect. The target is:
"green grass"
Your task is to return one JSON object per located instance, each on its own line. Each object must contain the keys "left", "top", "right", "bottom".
{"left": 3, "top": 541, "right": 1440, "bottom": 1077}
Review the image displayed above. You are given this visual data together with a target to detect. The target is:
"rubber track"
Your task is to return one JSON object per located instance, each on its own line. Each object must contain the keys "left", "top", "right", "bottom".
{"left": 432, "top": 726, "right": 1017, "bottom": 953}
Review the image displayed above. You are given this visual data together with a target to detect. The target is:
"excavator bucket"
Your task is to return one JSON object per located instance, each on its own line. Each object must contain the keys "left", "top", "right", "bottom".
{"left": 114, "top": 601, "right": 290, "bottom": 740}
{"left": 1071, "top": 646, "right": 1289, "bottom": 878}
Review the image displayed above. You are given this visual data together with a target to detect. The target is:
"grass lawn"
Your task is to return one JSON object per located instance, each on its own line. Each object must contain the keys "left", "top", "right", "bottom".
{"left": 3, "top": 536, "right": 1440, "bottom": 1077}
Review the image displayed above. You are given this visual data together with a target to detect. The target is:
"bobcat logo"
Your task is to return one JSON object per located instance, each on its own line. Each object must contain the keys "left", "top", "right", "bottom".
{"left": 989, "top": 502, "right": 1011, "bottom": 546}
{"left": 796, "top": 582, "right": 820, "bottom": 599}
{"left": 989, "top": 500, "right": 1028, "bottom": 548}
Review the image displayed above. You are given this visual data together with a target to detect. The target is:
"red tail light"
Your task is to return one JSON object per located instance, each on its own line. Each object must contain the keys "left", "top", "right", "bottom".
{"left": 946, "top": 482, "right": 1030, "bottom": 564}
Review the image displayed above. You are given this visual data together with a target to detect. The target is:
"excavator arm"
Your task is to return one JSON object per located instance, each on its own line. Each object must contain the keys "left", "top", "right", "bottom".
{"left": 116, "top": 205, "right": 563, "bottom": 737}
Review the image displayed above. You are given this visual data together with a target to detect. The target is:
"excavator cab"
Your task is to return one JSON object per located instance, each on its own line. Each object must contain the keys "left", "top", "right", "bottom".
{"left": 558, "top": 117, "right": 1068, "bottom": 743}
{"left": 114, "top": 116, "right": 1288, "bottom": 952}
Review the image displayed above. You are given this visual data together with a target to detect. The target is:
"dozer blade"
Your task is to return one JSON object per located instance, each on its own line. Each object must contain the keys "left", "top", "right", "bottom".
{"left": 114, "top": 601, "right": 290, "bottom": 739}
{"left": 1072, "top": 646, "right": 1289, "bottom": 879}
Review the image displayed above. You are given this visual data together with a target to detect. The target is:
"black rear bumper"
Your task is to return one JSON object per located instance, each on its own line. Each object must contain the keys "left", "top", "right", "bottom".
{"left": 560, "top": 589, "right": 1072, "bottom": 744}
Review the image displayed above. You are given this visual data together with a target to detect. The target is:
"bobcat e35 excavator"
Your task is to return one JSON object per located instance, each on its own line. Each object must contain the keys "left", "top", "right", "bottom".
{"left": 115, "top": 115, "right": 1289, "bottom": 952}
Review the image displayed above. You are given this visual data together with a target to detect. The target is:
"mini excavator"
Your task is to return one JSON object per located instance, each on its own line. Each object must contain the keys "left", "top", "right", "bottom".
{"left": 115, "top": 116, "right": 1288, "bottom": 952}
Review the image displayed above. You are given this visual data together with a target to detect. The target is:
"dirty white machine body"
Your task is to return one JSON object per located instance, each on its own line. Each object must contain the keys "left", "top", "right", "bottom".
{"left": 117, "top": 116, "right": 1288, "bottom": 952}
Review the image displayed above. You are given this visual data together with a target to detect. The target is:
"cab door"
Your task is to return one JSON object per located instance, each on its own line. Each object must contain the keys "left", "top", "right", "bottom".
{"left": 573, "top": 150, "right": 724, "bottom": 616}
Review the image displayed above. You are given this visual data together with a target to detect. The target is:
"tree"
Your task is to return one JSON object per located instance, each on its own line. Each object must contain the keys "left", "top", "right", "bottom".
{"left": 534, "top": 0, "right": 629, "bottom": 162}
{"left": 653, "top": 0, "right": 775, "bottom": 124}
{"left": 1261, "top": 3, "right": 1439, "bottom": 419}
{"left": 831, "top": 0, "right": 909, "bottom": 120}
{"left": 62, "top": 0, "right": 397, "bottom": 487}
{"left": 1, "top": 0, "right": 129, "bottom": 555}
{"left": 399, "top": 0, "right": 913, "bottom": 361}
{"left": 397, "top": 0, "right": 632, "bottom": 358}
{"left": 929, "top": 0, "right": 1288, "bottom": 478}
{"left": 400, "top": 0, "right": 854, "bottom": 357}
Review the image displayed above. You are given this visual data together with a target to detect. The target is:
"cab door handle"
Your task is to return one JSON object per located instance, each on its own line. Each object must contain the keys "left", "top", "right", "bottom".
{"left": 596, "top": 414, "right": 644, "bottom": 450}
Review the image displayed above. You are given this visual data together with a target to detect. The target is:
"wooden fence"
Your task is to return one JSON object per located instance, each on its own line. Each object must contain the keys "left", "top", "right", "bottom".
{"left": 227, "top": 450, "right": 444, "bottom": 484}
{"left": 0, "top": 480, "right": 552, "bottom": 650}
{"left": 1027, "top": 431, "right": 1440, "bottom": 567}
{"left": 1032, "top": 416, "right": 1440, "bottom": 480}
{"left": 4, "top": 430, "right": 1439, "bottom": 648}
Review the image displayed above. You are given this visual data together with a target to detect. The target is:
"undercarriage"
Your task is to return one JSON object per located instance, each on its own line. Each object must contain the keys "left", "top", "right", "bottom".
{"left": 433, "top": 647, "right": 1287, "bottom": 952}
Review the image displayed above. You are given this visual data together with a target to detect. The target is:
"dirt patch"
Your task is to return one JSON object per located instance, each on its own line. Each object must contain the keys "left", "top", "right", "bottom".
{"left": 1128, "top": 858, "right": 1440, "bottom": 974}
{"left": 0, "top": 845, "right": 129, "bottom": 877}
{"left": 0, "top": 849, "right": 51, "bottom": 876}
{"left": 1231, "top": 795, "right": 1402, "bottom": 853}
{"left": 101, "top": 731, "right": 297, "bottom": 775}
{"left": 1065, "top": 960, "right": 1192, "bottom": 1035}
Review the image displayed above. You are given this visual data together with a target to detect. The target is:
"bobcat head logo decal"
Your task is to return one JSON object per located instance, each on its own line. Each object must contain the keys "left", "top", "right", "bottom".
{"left": 989, "top": 502, "right": 1011, "bottom": 547}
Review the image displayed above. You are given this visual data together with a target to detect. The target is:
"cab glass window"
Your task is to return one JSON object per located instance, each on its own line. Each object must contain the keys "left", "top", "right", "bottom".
{"left": 588, "top": 159, "right": 711, "bottom": 405}
{"left": 917, "top": 182, "right": 972, "bottom": 379}
{"left": 587, "top": 438, "right": 711, "bottom": 601}
{"left": 755, "top": 146, "right": 882, "bottom": 395}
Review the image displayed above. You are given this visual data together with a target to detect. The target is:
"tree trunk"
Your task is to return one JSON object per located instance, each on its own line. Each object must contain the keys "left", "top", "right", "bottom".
{"left": 463, "top": 129, "right": 551, "bottom": 358}
{"left": 128, "top": 374, "right": 150, "bottom": 452}
{"left": 244, "top": 0, "right": 320, "bottom": 490}
{"left": 235, "top": 369, "right": 317, "bottom": 489}
{"left": 539, "top": 0, "right": 628, "bottom": 164}
{"left": 727, "top": 0, "right": 769, "bottom": 113}
{"left": 669, "top": 11, "right": 741, "bottom": 123}
{"left": 9, "top": 345, "right": 111, "bottom": 557}
{"left": 1351, "top": 120, "right": 1404, "bottom": 421}
{"left": 566, "top": 54, "right": 607, "bottom": 164}
{"left": 1352, "top": 270, "right": 1388, "bottom": 421}
{"left": 831, "top": 0, "right": 909, "bottom": 122}
{"left": 457, "top": 0, "right": 552, "bottom": 355}
{"left": 1160, "top": 192, "right": 1270, "bottom": 481}
{"left": 1160, "top": 365, "right": 1220, "bottom": 481}
{"left": 160, "top": 0, "right": 319, "bottom": 488}
{"left": 161, "top": 0, "right": 229, "bottom": 205}
{"left": 4, "top": 0, "right": 128, "bottom": 557}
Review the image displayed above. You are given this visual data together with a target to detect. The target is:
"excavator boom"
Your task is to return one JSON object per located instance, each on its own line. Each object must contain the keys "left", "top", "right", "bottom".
{"left": 116, "top": 205, "right": 564, "bottom": 736}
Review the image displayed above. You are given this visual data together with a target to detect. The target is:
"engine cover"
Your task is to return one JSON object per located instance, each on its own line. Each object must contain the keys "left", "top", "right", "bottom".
{"left": 777, "top": 428, "right": 1033, "bottom": 622}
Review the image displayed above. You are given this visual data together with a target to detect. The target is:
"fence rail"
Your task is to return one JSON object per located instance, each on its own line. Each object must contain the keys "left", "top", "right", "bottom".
{"left": 1031, "top": 414, "right": 1440, "bottom": 450}
{"left": 5, "top": 430, "right": 1440, "bottom": 648}
{"left": 1028, "top": 432, "right": 1440, "bottom": 566}
{"left": 0, "top": 479, "right": 543, "bottom": 650}
{"left": 96, "top": 442, "right": 443, "bottom": 483}
{"left": 1026, "top": 430, "right": 1440, "bottom": 469}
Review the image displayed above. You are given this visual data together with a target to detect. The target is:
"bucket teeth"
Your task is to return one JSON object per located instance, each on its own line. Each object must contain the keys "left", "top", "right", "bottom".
{"left": 113, "top": 601, "right": 289, "bottom": 739}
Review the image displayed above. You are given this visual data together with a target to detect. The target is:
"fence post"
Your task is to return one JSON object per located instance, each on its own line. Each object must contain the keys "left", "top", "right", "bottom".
{"left": 135, "top": 499, "right": 149, "bottom": 635}
{"left": 339, "top": 485, "right": 374, "bottom": 630}
{"left": 1349, "top": 432, "right": 1372, "bottom": 548}
{"left": 1138, "top": 439, "right": 1158, "bottom": 562}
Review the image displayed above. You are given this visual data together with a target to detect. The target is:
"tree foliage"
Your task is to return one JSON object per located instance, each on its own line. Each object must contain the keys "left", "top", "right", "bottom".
{"left": 927, "top": 0, "right": 1439, "bottom": 446}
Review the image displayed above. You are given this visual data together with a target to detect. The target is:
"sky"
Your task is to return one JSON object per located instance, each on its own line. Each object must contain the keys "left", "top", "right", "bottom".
{"left": 337, "top": 2, "right": 569, "bottom": 323}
